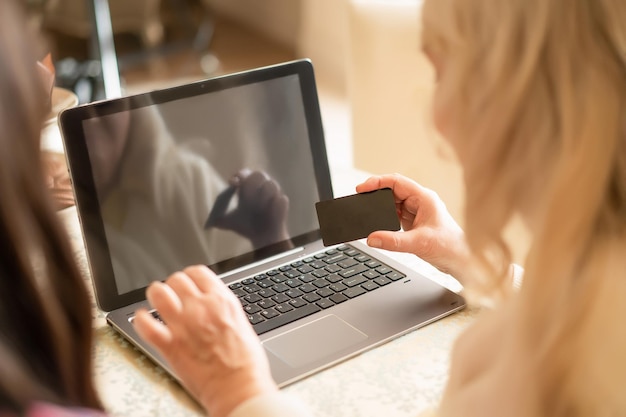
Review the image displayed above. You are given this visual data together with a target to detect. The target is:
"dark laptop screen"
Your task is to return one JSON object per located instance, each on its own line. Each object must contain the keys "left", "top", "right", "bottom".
{"left": 61, "top": 62, "right": 332, "bottom": 308}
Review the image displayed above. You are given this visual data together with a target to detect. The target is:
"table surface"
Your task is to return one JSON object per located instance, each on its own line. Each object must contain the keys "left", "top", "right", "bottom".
{"left": 58, "top": 166, "right": 479, "bottom": 417}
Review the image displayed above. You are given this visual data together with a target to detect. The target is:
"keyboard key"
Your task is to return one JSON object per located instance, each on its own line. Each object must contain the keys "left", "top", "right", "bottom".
{"left": 312, "top": 269, "right": 329, "bottom": 278}
{"left": 310, "top": 261, "right": 327, "bottom": 269}
{"left": 362, "top": 281, "right": 380, "bottom": 291}
{"left": 289, "top": 298, "right": 309, "bottom": 308}
{"left": 286, "top": 289, "right": 304, "bottom": 298}
{"left": 261, "top": 309, "right": 279, "bottom": 319}
{"left": 329, "top": 283, "right": 347, "bottom": 292}
{"left": 253, "top": 304, "right": 321, "bottom": 335}
{"left": 272, "top": 293, "right": 290, "bottom": 303}
{"left": 325, "top": 264, "right": 342, "bottom": 273}
{"left": 324, "top": 254, "right": 347, "bottom": 264}
{"left": 275, "top": 303, "right": 295, "bottom": 314}
{"left": 270, "top": 275, "right": 288, "bottom": 283}
{"left": 257, "top": 299, "right": 276, "bottom": 309}
{"left": 244, "top": 304, "right": 261, "bottom": 314}
{"left": 339, "top": 264, "right": 369, "bottom": 278}
{"left": 300, "top": 273, "right": 316, "bottom": 283}
{"left": 365, "top": 260, "right": 381, "bottom": 268}
{"left": 303, "top": 293, "right": 321, "bottom": 303}
{"left": 343, "top": 287, "right": 367, "bottom": 298}
{"left": 272, "top": 283, "right": 289, "bottom": 293}
{"left": 242, "top": 278, "right": 255, "bottom": 285}
{"left": 285, "top": 278, "right": 303, "bottom": 288}
{"left": 387, "top": 271, "right": 406, "bottom": 281}
{"left": 248, "top": 313, "right": 265, "bottom": 325}
{"left": 313, "top": 278, "right": 330, "bottom": 288}
{"left": 373, "top": 277, "right": 392, "bottom": 286}
{"left": 267, "top": 269, "right": 280, "bottom": 276}
{"left": 243, "top": 294, "right": 262, "bottom": 303}
{"left": 284, "top": 270, "right": 301, "bottom": 279}
{"left": 297, "top": 265, "right": 314, "bottom": 274}
{"left": 326, "top": 274, "right": 343, "bottom": 283}
{"left": 316, "top": 299, "right": 335, "bottom": 309}
{"left": 342, "top": 275, "right": 367, "bottom": 287}
{"left": 243, "top": 284, "right": 261, "bottom": 293}
{"left": 337, "top": 258, "right": 358, "bottom": 269}
{"left": 316, "top": 288, "right": 334, "bottom": 298}
{"left": 257, "top": 279, "right": 273, "bottom": 288}
{"left": 363, "top": 270, "right": 380, "bottom": 279}
{"left": 232, "top": 288, "right": 246, "bottom": 298}
{"left": 257, "top": 289, "right": 276, "bottom": 298}
{"left": 299, "top": 283, "right": 317, "bottom": 293}
{"left": 376, "top": 266, "right": 392, "bottom": 275}
{"left": 329, "top": 293, "right": 348, "bottom": 304}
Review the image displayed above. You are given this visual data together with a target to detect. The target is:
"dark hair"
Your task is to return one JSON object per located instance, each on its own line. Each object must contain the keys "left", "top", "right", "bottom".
{"left": 0, "top": 0, "right": 102, "bottom": 412}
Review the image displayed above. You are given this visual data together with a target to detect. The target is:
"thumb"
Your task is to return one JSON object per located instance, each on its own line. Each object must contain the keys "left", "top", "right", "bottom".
{"left": 366, "top": 230, "right": 416, "bottom": 253}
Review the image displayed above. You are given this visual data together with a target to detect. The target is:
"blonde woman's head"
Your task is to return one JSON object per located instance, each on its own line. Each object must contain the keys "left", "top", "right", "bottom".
{"left": 421, "top": 0, "right": 626, "bottom": 291}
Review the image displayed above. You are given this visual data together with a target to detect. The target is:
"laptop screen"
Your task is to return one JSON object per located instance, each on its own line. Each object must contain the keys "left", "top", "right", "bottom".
{"left": 61, "top": 61, "right": 333, "bottom": 310}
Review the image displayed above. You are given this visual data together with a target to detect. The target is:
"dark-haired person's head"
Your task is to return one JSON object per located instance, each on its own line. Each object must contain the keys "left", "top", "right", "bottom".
{"left": 0, "top": 0, "right": 102, "bottom": 413}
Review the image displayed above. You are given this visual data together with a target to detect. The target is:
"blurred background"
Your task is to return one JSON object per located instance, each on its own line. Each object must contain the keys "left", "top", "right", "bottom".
{"left": 27, "top": 0, "right": 350, "bottom": 101}
{"left": 27, "top": 0, "right": 531, "bottom": 263}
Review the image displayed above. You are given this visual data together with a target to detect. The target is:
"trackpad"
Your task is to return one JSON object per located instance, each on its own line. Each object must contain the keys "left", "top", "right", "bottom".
{"left": 263, "top": 315, "right": 368, "bottom": 368}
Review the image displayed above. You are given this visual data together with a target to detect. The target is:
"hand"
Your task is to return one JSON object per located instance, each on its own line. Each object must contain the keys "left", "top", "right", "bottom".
{"left": 133, "top": 265, "right": 278, "bottom": 417}
{"left": 215, "top": 169, "right": 290, "bottom": 248}
{"left": 356, "top": 174, "right": 471, "bottom": 280}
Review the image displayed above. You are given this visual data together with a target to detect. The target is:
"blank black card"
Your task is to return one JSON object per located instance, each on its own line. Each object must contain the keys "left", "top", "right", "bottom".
{"left": 315, "top": 188, "right": 400, "bottom": 246}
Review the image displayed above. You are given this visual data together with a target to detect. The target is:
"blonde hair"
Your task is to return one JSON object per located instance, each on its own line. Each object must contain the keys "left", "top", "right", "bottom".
{"left": 422, "top": 0, "right": 626, "bottom": 414}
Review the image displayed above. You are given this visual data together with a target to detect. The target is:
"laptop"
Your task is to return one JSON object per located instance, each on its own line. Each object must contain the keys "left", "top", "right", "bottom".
{"left": 59, "top": 59, "right": 465, "bottom": 388}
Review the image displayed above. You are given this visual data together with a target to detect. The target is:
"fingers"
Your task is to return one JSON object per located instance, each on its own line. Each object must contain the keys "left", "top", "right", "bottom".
{"left": 134, "top": 266, "right": 221, "bottom": 348}
{"left": 356, "top": 174, "right": 426, "bottom": 202}
{"left": 133, "top": 307, "right": 172, "bottom": 351}
{"left": 182, "top": 265, "right": 218, "bottom": 293}
{"left": 133, "top": 280, "right": 181, "bottom": 353}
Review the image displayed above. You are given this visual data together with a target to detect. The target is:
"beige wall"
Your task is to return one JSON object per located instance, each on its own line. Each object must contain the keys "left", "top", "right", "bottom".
{"left": 205, "top": 0, "right": 349, "bottom": 91}
{"left": 348, "top": 0, "right": 465, "bottom": 223}
{"left": 206, "top": 0, "right": 302, "bottom": 50}
{"left": 297, "top": 0, "right": 349, "bottom": 92}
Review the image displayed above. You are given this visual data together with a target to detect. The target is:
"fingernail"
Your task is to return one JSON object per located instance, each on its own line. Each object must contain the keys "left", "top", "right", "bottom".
{"left": 368, "top": 238, "right": 382, "bottom": 248}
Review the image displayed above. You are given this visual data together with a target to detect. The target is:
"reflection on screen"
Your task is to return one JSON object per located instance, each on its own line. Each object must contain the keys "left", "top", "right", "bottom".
{"left": 82, "top": 75, "right": 320, "bottom": 294}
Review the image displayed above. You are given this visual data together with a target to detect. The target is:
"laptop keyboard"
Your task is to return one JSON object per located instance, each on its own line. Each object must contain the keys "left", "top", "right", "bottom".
{"left": 133, "top": 244, "right": 407, "bottom": 335}
{"left": 229, "top": 244, "right": 406, "bottom": 335}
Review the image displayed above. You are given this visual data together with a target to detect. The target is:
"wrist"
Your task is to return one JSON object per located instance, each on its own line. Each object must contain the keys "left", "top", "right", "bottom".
{"left": 200, "top": 371, "right": 278, "bottom": 417}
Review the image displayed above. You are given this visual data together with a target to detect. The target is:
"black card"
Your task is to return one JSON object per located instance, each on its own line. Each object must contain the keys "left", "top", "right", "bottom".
{"left": 315, "top": 188, "right": 400, "bottom": 246}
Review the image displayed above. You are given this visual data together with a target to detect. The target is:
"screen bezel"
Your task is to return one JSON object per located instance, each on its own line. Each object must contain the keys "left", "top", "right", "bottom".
{"left": 59, "top": 59, "right": 333, "bottom": 312}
